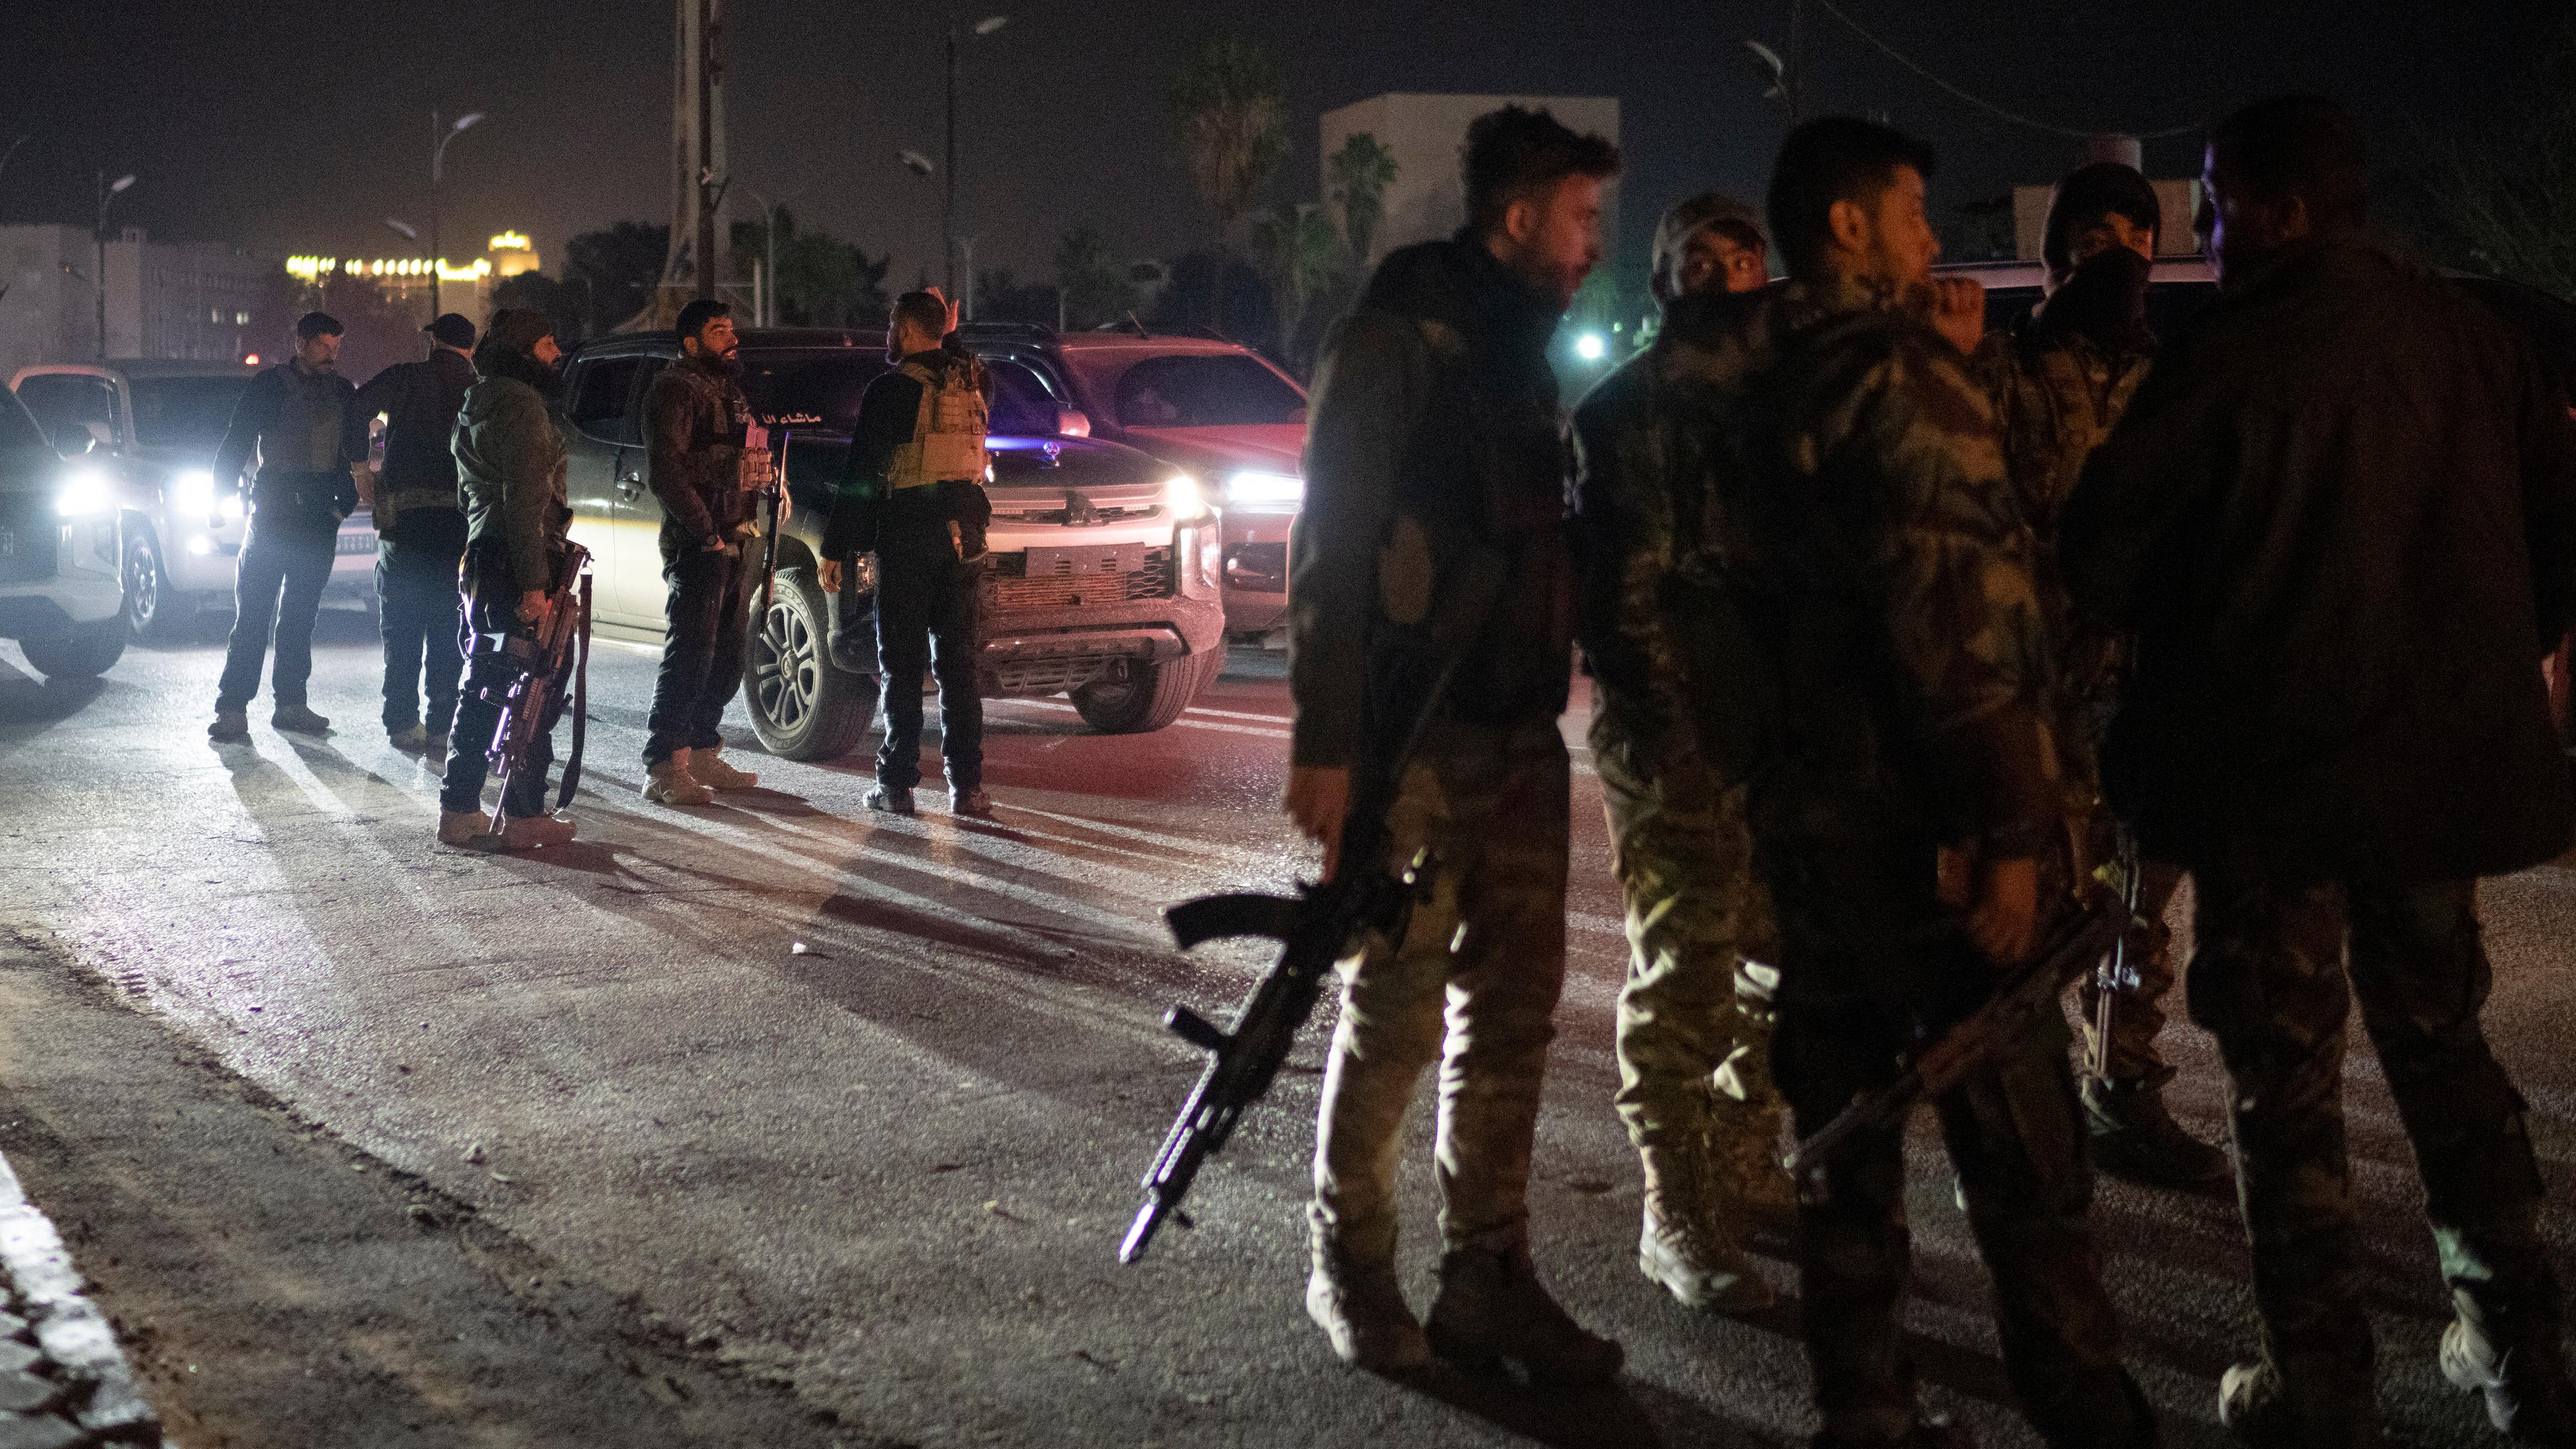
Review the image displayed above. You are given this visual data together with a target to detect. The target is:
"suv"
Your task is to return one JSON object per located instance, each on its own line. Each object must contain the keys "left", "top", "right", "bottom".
{"left": 0, "top": 386, "right": 125, "bottom": 680}
{"left": 553, "top": 328, "right": 1227, "bottom": 760}
{"left": 957, "top": 323, "right": 1307, "bottom": 638}
{"left": 9, "top": 360, "right": 380, "bottom": 640}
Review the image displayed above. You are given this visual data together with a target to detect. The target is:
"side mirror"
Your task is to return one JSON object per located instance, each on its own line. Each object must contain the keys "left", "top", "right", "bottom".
{"left": 50, "top": 423, "right": 99, "bottom": 457}
{"left": 1056, "top": 408, "right": 1091, "bottom": 438}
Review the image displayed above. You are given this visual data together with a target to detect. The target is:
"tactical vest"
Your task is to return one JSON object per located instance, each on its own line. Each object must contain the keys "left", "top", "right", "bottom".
{"left": 887, "top": 360, "right": 991, "bottom": 490}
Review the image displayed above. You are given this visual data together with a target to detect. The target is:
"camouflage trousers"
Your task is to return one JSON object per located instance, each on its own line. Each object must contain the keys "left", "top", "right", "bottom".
{"left": 2189, "top": 861, "right": 2561, "bottom": 1444}
{"left": 2076, "top": 857, "right": 2186, "bottom": 1085}
{"left": 1310, "top": 725, "right": 1570, "bottom": 1263}
{"left": 1592, "top": 720, "right": 1785, "bottom": 1185}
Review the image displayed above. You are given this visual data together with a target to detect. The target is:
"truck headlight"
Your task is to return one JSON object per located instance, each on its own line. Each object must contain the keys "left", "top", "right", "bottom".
{"left": 54, "top": 467, "right": 113, "bottom": 517}
{"left": 1224, "top": 470, "right": 1304, "bottom": 511}
{"left": 1163, "top": 473, "right": 1209, "bottom": 521}
{"left": 172, "top": 468, "right": 217, "bottom": 514}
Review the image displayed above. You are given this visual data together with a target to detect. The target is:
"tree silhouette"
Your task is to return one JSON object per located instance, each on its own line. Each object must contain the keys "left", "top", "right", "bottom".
{"left": 1054, "top": 228, "right": 1135, "bottom": 330}
{"left": 1326, "top": 132, "right": 1398, "bottom": 268}
{"left": 1170, "top": 36, "right": 1287, "bottom": 331}
{"left": 1250, "top": 203, "right": 1343, "bottom": 373}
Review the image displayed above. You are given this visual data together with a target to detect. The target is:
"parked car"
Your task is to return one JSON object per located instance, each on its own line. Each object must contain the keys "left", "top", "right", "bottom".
{"left": 0, "top": 385, "right": 125, "bottom": 680}
{"left": 1937, "top": 255, "right": 2220, "bottom": 339}
{"left": 9, "top": 360, "right": 380, "bottom": 641}
{"left": 553, "top": 328, "right": 1228, "bottom": 760}
{"left": 956, "top": 323, "right": 1307, "bottom": 639}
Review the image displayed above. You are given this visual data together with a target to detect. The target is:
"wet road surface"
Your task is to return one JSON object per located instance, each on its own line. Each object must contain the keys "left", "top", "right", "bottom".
{"left": 0, "top": 608, "right": 2569, "bottom": 1448}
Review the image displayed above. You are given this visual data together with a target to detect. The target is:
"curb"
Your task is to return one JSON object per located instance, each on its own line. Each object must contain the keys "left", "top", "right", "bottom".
{"left": 0, "top": 1149, "right": 163, "bottom": 1448}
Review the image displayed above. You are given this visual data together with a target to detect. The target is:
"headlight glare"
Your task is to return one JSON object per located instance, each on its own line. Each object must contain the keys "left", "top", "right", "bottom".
{"left": 54, "top": 468, "right": 113, "bottom": 518}
{"left": 1224, "top": 470, "right": 1305, "bottom": 509}
{"left": 173, "top": 468, "right": 217, "bottom": 514}
{"left": 1163, "top": 473, "right": 1209, "bottom": 521}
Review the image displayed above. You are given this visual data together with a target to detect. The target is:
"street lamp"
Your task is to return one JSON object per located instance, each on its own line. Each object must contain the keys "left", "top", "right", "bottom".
{"left": 429, "top": 109, "right": 486, "bottom": 315}
{"left": 95, "top": 172, "right": 136, "bottom": 360}
{"left": 743, "top": 187, "right": 787, "bottom": 326}
{"left": 896, "top": 150, "right": 936, "bottom": 289}
{"left": 386, "top": 219, "right": 431, "bottom": 305}
{"left": 944, "top": 14, "right": 1007, "bottom": 296}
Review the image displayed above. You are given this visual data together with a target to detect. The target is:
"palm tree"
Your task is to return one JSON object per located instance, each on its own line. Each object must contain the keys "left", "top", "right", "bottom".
{"left": 1326, "top": 132, "right": 1399, "bottom": 268}
{"left": 1250, "top": 203, "right": 1342, "bottom": 370}
{"left": 1170, "top": 36, "right": 1287, "bottom": 331}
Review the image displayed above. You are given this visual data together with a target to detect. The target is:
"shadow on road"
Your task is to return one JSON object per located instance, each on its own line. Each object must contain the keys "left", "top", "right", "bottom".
{"left": 0, "top": 659, "right": 107, "bottom": 730}
{"left": 1371, "top": 1360, "right": 1790, "bottom": 1448}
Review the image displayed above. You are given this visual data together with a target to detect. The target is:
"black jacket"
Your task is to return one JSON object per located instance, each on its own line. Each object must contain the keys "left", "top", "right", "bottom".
{"left": 642, "top": 354, "right": 755, "bottom": 559}
{"left": 355, "top": 347, "right": 475, "bottom": 544}
{"left": 211, "top": 358, "right": 364, "bottom": 526}
{"left": 1288, "top": 234, "right": 1576, "bottom": 768}
{"left": 2061, "top": 239, "right": 2576, "bottom": 882}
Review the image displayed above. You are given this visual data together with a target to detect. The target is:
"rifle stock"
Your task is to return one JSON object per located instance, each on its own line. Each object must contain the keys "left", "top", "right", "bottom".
{"left": 1782, "top": 890, "right": 2133, "bottom": 1186}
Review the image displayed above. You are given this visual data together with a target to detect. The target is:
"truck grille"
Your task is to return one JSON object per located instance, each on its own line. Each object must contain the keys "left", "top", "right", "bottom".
{"left": 0, "top": 503, "right": 57, "bottom": 586}
{"left": 990, "top": 545, "right": 1171, "bottom": 612}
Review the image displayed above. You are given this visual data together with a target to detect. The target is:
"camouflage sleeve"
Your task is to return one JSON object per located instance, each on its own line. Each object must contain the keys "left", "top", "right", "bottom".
{"left": 1834, "top": 335, "right": 2060, "bottom": 857}
{"left": 1571, "top": 375, "right": 1686, "bottom": 757}
{"left": 1287, "top": 309, "right": 1430, "bottom": 769}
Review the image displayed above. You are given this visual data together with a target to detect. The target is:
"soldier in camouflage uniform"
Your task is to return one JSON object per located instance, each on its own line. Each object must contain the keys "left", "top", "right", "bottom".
{"left": 1573, "top": 191, "right": 1792, "bottom": 1318}
{"left": 1719, "top": 118, "right": 2155, "bottom": 1449}
{"left": 2064, "top": 97, "right": 2576, "bottom": 1447}
{"left": 1971, "top": 164, "right": 2229, "bottom": 1191}
{"left": 1285, "top": 106, "right": 1624, "bottom": 1387}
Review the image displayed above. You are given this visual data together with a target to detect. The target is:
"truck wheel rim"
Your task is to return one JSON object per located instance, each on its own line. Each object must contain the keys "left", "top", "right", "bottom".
{"left": 124, "top": 545, "right": 158, "bottom": 629}
{"left": 753, "top": 600, "right": 819, "bottom": 731}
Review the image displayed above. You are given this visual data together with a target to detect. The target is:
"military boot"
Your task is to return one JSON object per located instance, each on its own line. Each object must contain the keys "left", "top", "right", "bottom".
{"left": 208, "top": 709, "right": 249, "bottom": 742}
{"left": 271, "top": 703, "right": 331, "bottom": 735}
{"left": 2219, "top": 1360, "right": 2389, "bottom": 1448}
{"left": 1636, "top": 1138, "right": 1774, "bottom": 1313}
{"left": 496, "top": 812, "right": 578, "bottom": 850}
{"left": 437, "top": 810, "right": 498, "bottom": 850}
{"left": 1424, "top": 1242, "right": 1623, "bottom": 1387}
{"left": 2441, "top": 1308, "right": 2576, "bottom": 1444}
{"left": 2082, "top": 1075, "right": 2231, "bottom": 1189}
{"left": 691, "top": 745, "right": 759, "bottom": 791}
{"left": 643, "top": 752, "right": 715, "bottom": 808}
{"left": 1707, "top": 1093, "right": 1800, "bottom": 1233}
{"left": 1304, "top": 1228, "right": 1429, "bottom": 1373}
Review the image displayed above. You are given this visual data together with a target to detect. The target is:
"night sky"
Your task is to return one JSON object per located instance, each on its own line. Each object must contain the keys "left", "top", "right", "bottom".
{"left": 2, "top": 1, "right": 2553, "bottom": 290}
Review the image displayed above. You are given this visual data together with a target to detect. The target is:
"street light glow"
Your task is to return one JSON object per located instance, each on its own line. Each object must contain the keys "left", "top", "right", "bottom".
{"left": 107, "top": 174, "right": 136, "bottom": 195}
{"left": 1574, "top": 331, "right": 1608, "bottom": 362}
{"left": 973, "top": 15, "right": 1010, "bottom": 34}
{"left": 451, "top": 111, "right": 486, "bottom": 134}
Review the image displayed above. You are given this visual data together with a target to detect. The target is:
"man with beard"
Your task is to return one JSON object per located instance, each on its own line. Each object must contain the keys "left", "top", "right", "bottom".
{"left": 436, "top": 309, "right": 578, "bottom": 851}
{"left": 1719, "top": 117, "right": 2153, "bottom": 1448}
{"left": 1572, "top": 190, "right": 1792, "bottom": 1319}
{"left": 356, "top": 311, "right": 478, "bottom": 756}
{"left": 818, "top": 288, "right": 994, "bottom": 817}
{"left": 2063, "top": 95, "right": 2576, "bottom": 1446}
{"left": 1285, "top": 104, "right": 1624, "bottom": 1385}
{"left": 639, "top": 298, "right": 768, "bottom": 806}
{"left": 1972, "top": 164, "right": 2229, "bottom": 1190}
{"left": 207, "top": 311, "right": 365, "bottom": 741}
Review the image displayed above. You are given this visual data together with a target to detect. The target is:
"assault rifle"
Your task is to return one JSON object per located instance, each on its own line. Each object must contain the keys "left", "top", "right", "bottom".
{"left": 1119, "top": 545, "right": 1505, "bottom": 1264}
{"left": 2084, "top": 826, "right": 2146, "bottom": 1081}
{"left": 480, "top": 541, "right": 593, "bottom": 837}
{"left": 751, "top": 424, "right": 788, "bottom": 621}
{"left": 1782, "top": 887, "right": 2135, "bottom": 1187}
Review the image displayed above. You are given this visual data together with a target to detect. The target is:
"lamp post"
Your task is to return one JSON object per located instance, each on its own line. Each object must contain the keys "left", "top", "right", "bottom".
{"left": 94, "top": 172, "right": 136, "bottom": 360}
{"left": 743, "top": 187, "right": 786, "bottom": 325}
{"left": 386, "top": 219, "right": 432, "bottom": 321}
{"left": 430, "top": 109, "right": 485, "bottom": 315}
{"left": 943, "top": 14, "right": 1007, "bottom": 297}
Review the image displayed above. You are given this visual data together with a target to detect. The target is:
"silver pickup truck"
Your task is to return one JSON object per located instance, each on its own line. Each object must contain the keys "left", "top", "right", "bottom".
{"left": 553, "top": 328, "right": 1228, "bottom": 760}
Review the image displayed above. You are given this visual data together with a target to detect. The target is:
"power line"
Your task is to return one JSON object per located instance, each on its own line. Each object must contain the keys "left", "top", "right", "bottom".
{"left": 1805, "top": 0, "right": 2204, "bottom": 142}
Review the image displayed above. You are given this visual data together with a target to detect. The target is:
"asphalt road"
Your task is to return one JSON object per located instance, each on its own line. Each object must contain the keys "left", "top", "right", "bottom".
{"left": 0, "top": 606, "right": 2569, "bottom": 1449}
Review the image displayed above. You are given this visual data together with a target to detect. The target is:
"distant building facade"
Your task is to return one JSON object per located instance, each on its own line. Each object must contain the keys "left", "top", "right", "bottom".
{"left": 1320, "top": 93, "right": 1622, "bottom": 268}
{"left": 0, "top": 225, "right": 275, "bottom": 378}
{"left": 2011, "top": 179, "right": 2204, "bottom": 264}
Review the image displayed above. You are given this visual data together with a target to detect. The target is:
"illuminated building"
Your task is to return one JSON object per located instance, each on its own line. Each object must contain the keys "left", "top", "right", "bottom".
{"left": 281, "top": 229, "right": 543, "bottom": 322}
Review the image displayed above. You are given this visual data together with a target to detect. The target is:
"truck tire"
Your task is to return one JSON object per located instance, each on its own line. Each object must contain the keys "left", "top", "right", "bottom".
{"left": 1070, "top": 647, "right": 1224, "bottom": 734}
{"left": 18, "top": 616, "right": 128, "bottom": 680}
{"left": 121, "top": 526, "right": 190, "bottom": 643}
{"left": 745, "top": 564, "right": 879, "bottom": 761}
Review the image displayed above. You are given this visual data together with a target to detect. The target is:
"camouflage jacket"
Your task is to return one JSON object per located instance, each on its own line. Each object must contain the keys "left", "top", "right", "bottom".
{"left": 1713, "top": 276, "right": 2061, "bottom": 862}
{"left": 1972, "top": 320, "right": 2151, "bottom": 713}
{"left": 1572, "top": 290, "right": 1775, "bottom": 782}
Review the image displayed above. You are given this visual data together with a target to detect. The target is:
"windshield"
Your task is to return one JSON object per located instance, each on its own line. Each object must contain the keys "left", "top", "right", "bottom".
{"left": 737, "top": 352, "right": 892, "bottom": 433}
{"left": 1072, "top": 353, "right": 1307, "bottom": 429}
{"left": 0, "top": 390, "right": 44, "bottom": 453}
{"left": 129, "top": 376, "right": 252, "bottom": 448}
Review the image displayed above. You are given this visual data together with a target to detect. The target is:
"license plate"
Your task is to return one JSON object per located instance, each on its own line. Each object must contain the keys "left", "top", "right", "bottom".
{"left": 1024, "top": 542, "right": 1144, "bottom": 578}
{"left": 336, "top": 532, "right": 376, "bottom": 555}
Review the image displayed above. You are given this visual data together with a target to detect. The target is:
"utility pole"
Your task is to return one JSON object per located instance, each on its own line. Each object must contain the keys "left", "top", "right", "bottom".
{"left": 943, "top": 16, "right": 1008, "bottom": 300}
{"left": 1786, "top": 0, "right": 1806, "bottom": 124}
{"left": 429, "top": 109, "right": 486, "bottom": 316}
{"left": 94, "top": 172, "right": 135, "bottom": 360}
{"left": 696, "top": 0, "right": 723, "bottom": 301}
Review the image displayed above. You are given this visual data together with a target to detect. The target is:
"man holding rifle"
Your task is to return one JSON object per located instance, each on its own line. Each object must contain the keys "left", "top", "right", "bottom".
{"left": 436, "top": 310, "right": 579, "bottom": 851}
{"left": 1715, "top": 119, "right": 2152, "bottom": 1448}
{"left": 1283, "top": 105, "right": 1621, "bottom": 1386}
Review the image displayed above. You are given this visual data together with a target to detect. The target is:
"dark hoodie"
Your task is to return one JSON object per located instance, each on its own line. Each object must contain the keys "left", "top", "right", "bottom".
{"left": 1287, "top": 232, "right": 1576, "bottom": 769}
{"left": 452, "top": 341, "right": 570, "bottom": 593}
